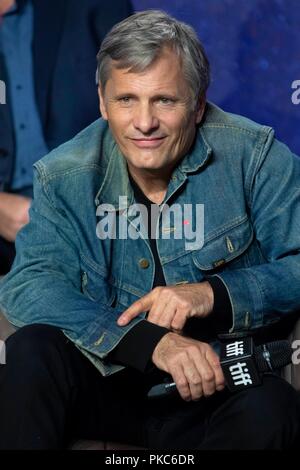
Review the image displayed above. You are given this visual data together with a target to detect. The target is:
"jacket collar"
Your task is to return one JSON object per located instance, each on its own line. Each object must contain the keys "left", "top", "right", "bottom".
{"left": 95, "top": 128, "right": 134, "bottom": 211}
{"left": 96, "top": 119, "right": 212, "bottom": 211}
{"left": 177, "top": 127, "right": 212, "bottom": 174}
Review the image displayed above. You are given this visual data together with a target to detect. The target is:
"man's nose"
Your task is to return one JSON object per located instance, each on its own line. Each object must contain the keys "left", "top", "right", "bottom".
{"left": 133, "top": 103, "right": 159, "bottom": 134}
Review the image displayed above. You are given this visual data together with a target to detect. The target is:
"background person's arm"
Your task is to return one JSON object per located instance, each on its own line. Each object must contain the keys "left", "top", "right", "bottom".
{"left": 0, "top": 0, "right": 15, "bottom": 17}
{"left": 0, "top": 192, "right": 31, "bottom": 242}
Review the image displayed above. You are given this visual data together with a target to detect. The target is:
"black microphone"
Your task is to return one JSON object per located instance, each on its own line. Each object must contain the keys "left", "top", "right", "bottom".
{"left": 147, "top": 338, "right": 293, "bottom": 398}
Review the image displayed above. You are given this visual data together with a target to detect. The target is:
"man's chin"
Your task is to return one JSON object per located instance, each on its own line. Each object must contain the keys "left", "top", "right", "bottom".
{"left": 132, "top": 160, "right": 168, "bottom": 172}
{"left": 127, "top": 154, "right": 167, "bottom": 170}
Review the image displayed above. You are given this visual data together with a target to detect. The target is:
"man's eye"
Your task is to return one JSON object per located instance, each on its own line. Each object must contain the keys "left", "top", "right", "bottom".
{"left": 119, "top": 96, "right": 132, "bottom": 104}
{"left": 159, "top": 97, "right": 174, "bottom": 105}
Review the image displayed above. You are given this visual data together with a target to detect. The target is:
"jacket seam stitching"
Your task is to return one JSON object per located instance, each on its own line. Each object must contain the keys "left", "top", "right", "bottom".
{"left": 246, "top": 127, "right": 274, "bottom": 209}
{"left": 202, "top": 124, "right": 264, "bottom": 137}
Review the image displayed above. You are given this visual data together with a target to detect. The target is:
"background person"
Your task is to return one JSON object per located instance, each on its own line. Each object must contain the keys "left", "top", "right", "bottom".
{"left": 0, "top": 0, "right": 133, "bottom": 274}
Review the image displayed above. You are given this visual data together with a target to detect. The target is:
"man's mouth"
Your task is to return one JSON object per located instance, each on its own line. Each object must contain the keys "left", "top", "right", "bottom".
{"left": 129, "top": 137, "right": 166, "bottom": 149}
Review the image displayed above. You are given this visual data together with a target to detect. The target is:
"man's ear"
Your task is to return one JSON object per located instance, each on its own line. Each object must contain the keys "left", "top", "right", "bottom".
{"left": 195, "top": 95, "right": 206, "bottom": 124}
{"left": 98, "top": 86, "right": 108, "bottom": 120}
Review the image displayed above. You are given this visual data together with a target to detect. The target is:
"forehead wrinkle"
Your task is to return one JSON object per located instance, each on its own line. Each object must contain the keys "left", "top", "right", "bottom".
{"left": 106, "top": 61, "right": 189, "bottom": 99}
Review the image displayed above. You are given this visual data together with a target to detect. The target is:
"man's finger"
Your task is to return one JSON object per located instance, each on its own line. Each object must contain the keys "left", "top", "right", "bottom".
{"left": 170, "top": 309, "right": 186, "bottom": 332}
{"left": 171, "top": 364, "right": 192, "bottom": 401}
{"left": 205, "top": 349, "right": 225, "bottom": 391}
{"left": 182, "top": 360, "right": 203, "bottom": 401}
{"left": 117, "top": 292, "right": 154, "bottom": 325}
{"left": 147, "top": 296, "right": 170, "bottom": 326}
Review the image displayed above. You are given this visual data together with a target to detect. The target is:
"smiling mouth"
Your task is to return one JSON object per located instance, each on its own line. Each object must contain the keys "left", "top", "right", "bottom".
{"left": 130, "top": 137, "right": 166, "bottom": 148}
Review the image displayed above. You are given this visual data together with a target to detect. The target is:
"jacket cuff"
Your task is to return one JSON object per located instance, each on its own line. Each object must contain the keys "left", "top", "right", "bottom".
{"left": 206, "top": 276, "right": 233, "bottom": 333}
{"left": 209, "top": 271, "right": 264, "bottom": 332}
{"left": 107, "top": 320, "right": 169, "bottom": 373}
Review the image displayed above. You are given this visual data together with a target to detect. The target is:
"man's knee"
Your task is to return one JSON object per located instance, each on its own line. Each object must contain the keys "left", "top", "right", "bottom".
{"left": 234, "top": 374, "right": 300, "bottom": 447}
{"left": 242, "top": 374, "right": 298, "bottom": 417}
{"left": 4, "top": 324, "right": 66, "bottom": 373}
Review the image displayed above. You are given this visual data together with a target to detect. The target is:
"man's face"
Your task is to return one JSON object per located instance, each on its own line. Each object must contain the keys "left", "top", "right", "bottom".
{"left": 98, "top": 48, "right": 205, "bottom": 175}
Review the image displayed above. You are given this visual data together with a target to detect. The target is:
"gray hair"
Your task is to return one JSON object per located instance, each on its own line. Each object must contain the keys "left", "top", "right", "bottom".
{"left": 96, "top": 10, "right": 210, "bottom": 104}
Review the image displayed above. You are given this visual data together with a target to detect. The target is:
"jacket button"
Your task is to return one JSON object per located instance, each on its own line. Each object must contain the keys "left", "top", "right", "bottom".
{"left": 139, "top": 258, "right": 150, "bottom": 269}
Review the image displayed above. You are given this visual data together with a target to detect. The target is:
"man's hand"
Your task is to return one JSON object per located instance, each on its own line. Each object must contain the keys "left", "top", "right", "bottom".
{"left": 152, "top": 332, "right": 225, "bottom": 401}
{"left": 0, "top": 193, "right": 31, "bottom": 242}
{"left": 117, "top": 282, "right": 214, "bottom": 332}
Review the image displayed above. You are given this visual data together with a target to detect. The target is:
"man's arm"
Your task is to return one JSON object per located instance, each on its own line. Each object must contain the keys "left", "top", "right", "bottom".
{"left": 107, "top": 320, "right": 169, "bottom": 373}
{"left": 211, "top": 138, "right": 300, "bottom": 332}
{"left": 0, "top": 171, "right": 144, "bottom": 376}
{"left": 152, "top": 332, "right": 225, "bottom": 401}
{"left": 108, "top": 277, "right": 233, "bottom": 372}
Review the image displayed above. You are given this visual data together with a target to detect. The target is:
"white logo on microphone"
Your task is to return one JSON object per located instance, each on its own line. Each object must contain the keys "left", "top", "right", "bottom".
{"left": 226, "top": 340, "right": 244, "bottom": 357}
{"left": 229, "top": 362, "right": 253, "bottom": 386}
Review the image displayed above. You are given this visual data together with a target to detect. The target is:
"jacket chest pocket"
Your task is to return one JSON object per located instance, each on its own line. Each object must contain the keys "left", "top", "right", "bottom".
{"left": 191, "top": 217, "right": 254, "bottom": 274}
{"left": 80, "top": 255, "right": 115, "bottom": 306}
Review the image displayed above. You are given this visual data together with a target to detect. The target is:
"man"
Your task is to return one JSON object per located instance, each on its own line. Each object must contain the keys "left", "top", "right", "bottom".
{"left": 0, "top": 10, "right": 300, "bottom": 449}
{"left": 0, "top": 0, "right": 132, "bottom": 274}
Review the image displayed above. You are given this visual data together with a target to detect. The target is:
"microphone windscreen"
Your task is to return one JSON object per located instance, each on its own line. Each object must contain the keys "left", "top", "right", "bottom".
{"left": 254, "top": 340, "right": 292, "bottom": 372}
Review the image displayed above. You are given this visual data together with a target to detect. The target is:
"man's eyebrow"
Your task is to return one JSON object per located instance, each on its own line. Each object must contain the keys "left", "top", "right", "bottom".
{"left": 112, "top": 92, "right": 179, "bottom": 100}
{"left": 113, "top": 92, "right": 136, "bottom": 99}
{"left": 151, "top": 93, "right": 179, "bottom": 100}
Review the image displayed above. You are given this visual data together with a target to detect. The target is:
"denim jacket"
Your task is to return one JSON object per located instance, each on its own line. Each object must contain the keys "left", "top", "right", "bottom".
{"left": 1, "top": 102, "right": 300, "bottom": 376}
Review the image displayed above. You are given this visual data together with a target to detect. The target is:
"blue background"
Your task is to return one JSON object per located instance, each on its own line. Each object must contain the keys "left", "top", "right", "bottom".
{"left": 132, "top": 0, "right": 300, "bottom": 154}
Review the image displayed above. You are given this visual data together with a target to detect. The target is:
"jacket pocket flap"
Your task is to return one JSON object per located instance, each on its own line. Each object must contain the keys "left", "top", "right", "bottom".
{"left": 192, "top": 217, "right": 253, "bottom": 270}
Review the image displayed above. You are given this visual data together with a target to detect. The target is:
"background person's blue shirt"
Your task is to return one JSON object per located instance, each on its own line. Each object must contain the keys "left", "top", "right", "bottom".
{"left": 0, "top": 0, "right": 48, "bottom": 193}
